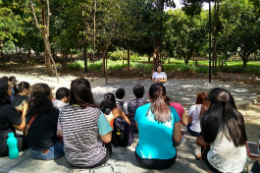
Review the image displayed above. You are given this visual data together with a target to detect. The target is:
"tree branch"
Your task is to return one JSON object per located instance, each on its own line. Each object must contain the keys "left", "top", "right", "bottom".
{"left": 46, "top": 0, "right": 51, "bottom": 37}
{"left": 30, "top": 0, "right": 42, "bottom": 35}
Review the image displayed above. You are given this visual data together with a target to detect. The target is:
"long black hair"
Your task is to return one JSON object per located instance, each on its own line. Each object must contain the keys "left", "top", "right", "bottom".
{"left": 147, "top": 83, "right": 171, "bottom": 123}
{"left": 27, "top": 83, "right": 55, "bottom": 116}
{"left": 69, "top": 78, "right": 97, "bottom": 108}
{"left": 201, "top": 88, "right": 247, "bottom": 147}
{"left": 0, "top": 79, "right": 11, "bottom": 105}
{"left": 100, "top": 93, "right": 116, "bottom": 115}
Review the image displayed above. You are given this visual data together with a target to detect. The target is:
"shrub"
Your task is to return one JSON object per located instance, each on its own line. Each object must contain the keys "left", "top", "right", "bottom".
{"left": 130, "top": 54, "right": 141, "bottom": 61}
{"left": 109, "top": 49, "right": 126, "bottom": 61}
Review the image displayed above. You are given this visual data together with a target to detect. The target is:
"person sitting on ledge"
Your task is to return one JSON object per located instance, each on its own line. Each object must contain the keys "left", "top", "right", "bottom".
{"left": 187, "top": 92, "right": 210, "bottom": 137}
{"left": 100, "top": 92, "right": 131, "bottom": 128}
{"left": 196, "top": 88, "right": 247, "bottom": 173}
{"left": 128, "top": 84, "right": 149, "bottom": 133}
{"left": 134, "top": 83, "right": 181, "bottom": 169}
{"left": 12, "top": 82, "right": 30, "bottom": 109}
{"left": 26, "top": 83, "right": 64, "bottom": 160}
{"left": 0, "top": 79, "right": 28, "bottom": 157}
{"left": 59, "top": 78, "right": 113, "bottom": 168}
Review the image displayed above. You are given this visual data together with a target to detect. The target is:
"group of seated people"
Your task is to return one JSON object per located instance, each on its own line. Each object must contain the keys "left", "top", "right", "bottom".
{"left": 0, "top": 75, "right": 259, "bottom": 172}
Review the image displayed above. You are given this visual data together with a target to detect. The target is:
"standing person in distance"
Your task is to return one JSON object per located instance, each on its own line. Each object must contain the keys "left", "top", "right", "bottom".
{"left": 152, "top": 65, "right": 167, "bottom": 86}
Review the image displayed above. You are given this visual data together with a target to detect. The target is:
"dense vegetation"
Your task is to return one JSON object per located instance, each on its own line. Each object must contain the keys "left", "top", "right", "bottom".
{"left": 1, "top": 0, "right": 260, "bottom": 78}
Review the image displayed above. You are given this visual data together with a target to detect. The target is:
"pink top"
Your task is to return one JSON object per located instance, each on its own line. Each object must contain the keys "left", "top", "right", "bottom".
{"left": 169, "top": 102, "right": 185, "bottom": 120}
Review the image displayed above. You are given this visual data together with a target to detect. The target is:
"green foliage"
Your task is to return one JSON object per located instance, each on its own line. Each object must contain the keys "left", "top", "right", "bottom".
{"left": 130, "top": 54, "right": 141, "bottom": 61}
{"left": 3, "top": 40, "right": 15, "bottom": 52}
{"left": 163, "top": 9, "right": 208, "bottom": 64}
{"left": 108, "top": 49, "right": 126, "bottom": 61}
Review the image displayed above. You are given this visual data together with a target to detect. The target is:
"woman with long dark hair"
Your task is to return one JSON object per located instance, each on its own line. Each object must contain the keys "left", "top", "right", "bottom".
{"left": 100, "top": 92, "right": 131, "bottom": 128}
{"left": 0, "top": 79, "right": 28, "bottom": 157}
{"left": 134, "top": 83, "right": 181, "bottom": 169}
{"left": 197, "top": 88, "right": 247, "bottom": 172}
{"left": 187, "top": 92, "right": 210, "bottom": 136}
{"left": 26, "top": 83, "right": 64, "bottom": 160}
{"left": 59, "top": 78, "right": 113, "bottom": 168}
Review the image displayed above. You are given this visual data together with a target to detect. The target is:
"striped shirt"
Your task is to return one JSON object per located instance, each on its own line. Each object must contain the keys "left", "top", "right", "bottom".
{"left": 59, "top": 105, "right": 112, "bottom": 167}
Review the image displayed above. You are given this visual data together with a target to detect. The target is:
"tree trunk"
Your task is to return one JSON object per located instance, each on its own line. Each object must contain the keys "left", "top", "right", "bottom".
{"left": 61, "top": 54, "right": 67, "bottom": 70}
{"left": 184, "top": 56, "right": 189, "bottom": 65}
{"left": 242, "top": 58, "right": 248, "bottom": 68}
{"left": 0, "top": 40, "right": 5, "bottom": 66}
{"left": 152, "top": 0, "right": 164, "bottom": 73}
{"left": 153, "top": 47, "right": 160, "bottom": 73}
{"left": 83, "top": 46, "right": 88, "bottom": 73}
{"left": 102, "top": 46, "right": 106, "bottom": 75}
{"left": 70, "top": 54, "right": 73, "bottom": 62}
{"left": 212, "top": 1, "right": 219, "bottom": 76}
{"left": 148, "top": 55, "right": 151, "bottom": 62}
{"left": 28, "top": 48, "right": 32, "bottom": 61}
{"left": 127, "top": 49, "right": 130, "bottom": 76}
{"left": 105, "top": 50, "right": 108, "bottom": 84}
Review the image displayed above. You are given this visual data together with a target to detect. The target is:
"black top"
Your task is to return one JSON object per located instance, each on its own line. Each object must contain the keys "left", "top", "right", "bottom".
{"left": 0, "top": 104, "right": 22, "bottom": 151}
{"left": 11, "top": 95, "right": 29, "bottom": 107}
{"left": 26, "top": 109, "right": 59, "bottom": 150}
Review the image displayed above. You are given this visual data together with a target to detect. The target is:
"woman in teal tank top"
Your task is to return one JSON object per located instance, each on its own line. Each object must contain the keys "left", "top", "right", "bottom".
{"left": 134, "top": 83, "right": 182, "bottom": 169}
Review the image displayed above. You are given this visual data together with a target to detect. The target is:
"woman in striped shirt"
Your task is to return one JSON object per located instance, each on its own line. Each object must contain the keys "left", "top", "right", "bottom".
{"left": 59, "top": 78, "right": 113, "bottom": 168}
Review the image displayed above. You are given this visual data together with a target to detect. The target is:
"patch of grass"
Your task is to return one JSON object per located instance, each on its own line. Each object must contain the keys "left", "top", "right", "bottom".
{"left": 67, "top": 58, "right": 260, "bottom": 76}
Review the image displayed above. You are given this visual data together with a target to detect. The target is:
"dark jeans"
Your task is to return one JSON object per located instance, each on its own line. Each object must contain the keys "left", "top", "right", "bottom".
{"left": 0, "top": 135, "right": 28, "bottom": 157}
{"left": 250, "top": 160, "right": 260, "bottom": 173}
{"left": 187, "top": 123, "right": 201, "bottom": 137}
{"left": 135, "top": 152, "right": 177, "bottom": 169}
{"left": 86, "top": 143, "right": 113, "bottom": 168}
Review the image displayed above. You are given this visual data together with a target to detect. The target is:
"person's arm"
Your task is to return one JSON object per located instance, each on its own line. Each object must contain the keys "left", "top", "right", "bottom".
{"left": 135, "top": 121, "right": 138, "bottom": 132}
{"left": 113, "top": 108, "right": 131, "bottom": 126}
{"left": 196, "top": 135, "right": 209, "bottom": 147}
{"left": 13, "top": 102, "right": 28, "bottom": 131}
{"left": 159, "top": 72, "right": 167, "bottom": 83}
{"left": 98, "top": 112, "right": 113, "bottom": 143}
{"left": 100, "top": 131, "right": 112, "bottom": 143}
{"left": 188, "top": 115, "right": 192, "bottom": 124}
{"left": 173, "top": 121, "right": 182, "bottom": 143}
{"left": 152, "top": 73, "right": 159, "bottom": 82}
{"left": 181, "top": 113, "right": 188, "bottom": 126}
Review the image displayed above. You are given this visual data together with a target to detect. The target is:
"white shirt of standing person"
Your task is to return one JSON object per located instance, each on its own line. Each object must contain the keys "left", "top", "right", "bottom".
{"left": 152, "top": 72, "right": 167, "bottom": 85}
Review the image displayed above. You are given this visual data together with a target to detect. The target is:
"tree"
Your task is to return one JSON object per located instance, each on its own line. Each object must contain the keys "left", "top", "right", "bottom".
{"left": 164, "top": 9, "right": 207, "bottom": 64}
{"left": 0, "top": 0, "right": 24, "bottom": 66}
{"left": 30, "top": 0, "right": 59, "bottom": 82}
{"left": 219, "top": 0, "right": 260, "bottom": 67}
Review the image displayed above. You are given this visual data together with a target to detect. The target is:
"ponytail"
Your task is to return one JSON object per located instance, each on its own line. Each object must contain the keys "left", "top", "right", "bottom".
{"left": 147, "top": 83, "right": 171, "bottom": 123}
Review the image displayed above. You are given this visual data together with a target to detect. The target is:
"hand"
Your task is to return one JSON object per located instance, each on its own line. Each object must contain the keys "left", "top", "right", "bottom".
{"left": 23, "top": 102, "right": 29, "bottom": 112}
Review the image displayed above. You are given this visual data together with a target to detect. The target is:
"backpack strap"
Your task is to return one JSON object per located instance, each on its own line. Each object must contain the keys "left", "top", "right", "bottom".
{"left": 28, "top": 115, "right": 37, "bottom": 126}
